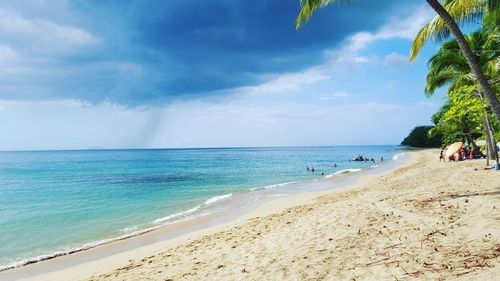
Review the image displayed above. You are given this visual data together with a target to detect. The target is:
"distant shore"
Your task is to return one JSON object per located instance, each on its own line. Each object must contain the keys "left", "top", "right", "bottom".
{"left": 2, "top": 149, "right": 499, "bottom": 280}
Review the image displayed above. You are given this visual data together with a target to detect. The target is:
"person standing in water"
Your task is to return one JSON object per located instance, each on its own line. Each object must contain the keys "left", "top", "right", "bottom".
{"left": 380, "top": 156, "right": 384, "bottom": 162}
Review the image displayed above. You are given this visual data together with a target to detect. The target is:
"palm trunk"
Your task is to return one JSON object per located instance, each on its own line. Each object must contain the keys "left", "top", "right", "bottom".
{"left": 484, "top": 116, "right": 490, "bottom": 166}
{"left": 484, "top": 115, "right": 494, "bottom": 162}
{"left": 485, "top": 114, "right": 499, "bottom": 166}
{"left": 475, "top": 90, "right": 498, "bottom": 165}
{"left": 426, "top": 0, "right": 500, "bottom": 123}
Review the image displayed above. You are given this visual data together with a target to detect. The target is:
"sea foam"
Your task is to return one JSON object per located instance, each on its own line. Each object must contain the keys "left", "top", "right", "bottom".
{"left": 333, "top": 168, "right": 362, "bottom": 175}
{"left": 153, "top": 206, "right": 201, "bottom": 224}
{"left": 204, "top": 193, "right": 233, "bottom": 205}
{"left": 249, "top": 181, "right": 299, "bottom": 191}
{"left": 392, "top": 152, "right": 405, "bottom": 160}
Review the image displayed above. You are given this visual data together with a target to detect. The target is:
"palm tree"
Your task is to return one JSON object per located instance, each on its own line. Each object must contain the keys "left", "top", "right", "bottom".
{"left": 412, "top": 0, "right": 500, "bottom": 123}
{"left": 425, "top": 30, "right": 499, "bottom": 162}
{"left": 296, "top": 0, "right": 500, "bottom": 122}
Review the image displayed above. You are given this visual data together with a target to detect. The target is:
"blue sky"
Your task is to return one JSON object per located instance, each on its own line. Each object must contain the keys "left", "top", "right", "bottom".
{"left": 0, "top": 0, "right": 455, "bottom": 150}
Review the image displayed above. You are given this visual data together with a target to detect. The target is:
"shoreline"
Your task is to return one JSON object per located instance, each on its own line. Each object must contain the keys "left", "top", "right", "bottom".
{"left": 81, "top": 148, "right": 498, "bottom": 280}
{"left": 75, "top": 149, "right": 500, "bottom": 279}
{"left": 0, "top": 150, "right": 411, "bottom": 281}
{"left": 0, "top": 149, "right": 404, "bottom": 274}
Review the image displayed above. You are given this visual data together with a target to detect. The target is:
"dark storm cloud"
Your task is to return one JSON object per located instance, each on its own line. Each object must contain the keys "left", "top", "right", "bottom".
{"left": 0, "top": 0, "right": 420, "bottom": 104}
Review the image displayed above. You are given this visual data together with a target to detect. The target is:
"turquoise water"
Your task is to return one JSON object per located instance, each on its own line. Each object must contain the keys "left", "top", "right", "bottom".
{"left": 0, "top": 146, "right": 402, "bottom": 270}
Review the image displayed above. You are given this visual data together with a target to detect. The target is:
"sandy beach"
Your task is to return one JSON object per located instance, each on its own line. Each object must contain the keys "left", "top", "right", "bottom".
{"left": 5, "top": 149, "right": 500, "bottom": 280}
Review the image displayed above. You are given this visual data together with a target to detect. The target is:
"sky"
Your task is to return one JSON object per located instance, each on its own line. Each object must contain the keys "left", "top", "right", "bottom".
{"left": 0, "top": 0, "right": 456, "bottom": 150}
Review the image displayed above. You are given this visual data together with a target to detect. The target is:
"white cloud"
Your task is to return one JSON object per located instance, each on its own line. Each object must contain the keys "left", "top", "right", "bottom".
{"left": 0, "top": 8, "right": 101, "bottom": 55}
{"left": 0, "top": 95, "right": 440, "bottom": 149}
{"left": 345, "top": 6, "right": 434, "bottom": 52}
{"left": 209, "top": 4, "right": 433, "bottom": 103}
{"left": 0, "top": 99, "right": 159, "bottom": 150}
{"left": 240, "top": 69, "right": 330, "bottom": 95}
{"left": 0, "top": 3, "right": 442, "bottom": 150}
{"left": 317, "top": 6, "right": 432, "bottom": 74}
{"left": 141, "top": 100, "right": 435, "bottom": 148}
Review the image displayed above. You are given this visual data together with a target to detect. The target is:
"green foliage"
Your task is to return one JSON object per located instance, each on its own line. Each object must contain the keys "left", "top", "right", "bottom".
{"left": 401, "top": 126, "right": 443, "bottom": 148}
{"left": 432, "top": 85, "right": 496, "bottom": 146}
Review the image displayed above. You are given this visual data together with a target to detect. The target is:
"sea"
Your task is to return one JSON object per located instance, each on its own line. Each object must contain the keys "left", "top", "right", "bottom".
{"left": 0, "top": 145, "right": 405, "bottom": 270}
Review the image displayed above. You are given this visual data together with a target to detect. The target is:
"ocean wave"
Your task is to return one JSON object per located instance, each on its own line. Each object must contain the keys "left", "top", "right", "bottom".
{"left": 121, "top": 225, "right": 139, "bottom": 233}
{"left": 392, "top": 152, "right": 406, "bottom": 160}
{"left": 0, "top": 205, "right": 214, "bottom": 271}
{"left": 323, "top": 168, "right": 363, "bottom": 178}
{"left": 0, "top": 226, "right": 158, "bottom": 272}
{"left": 371, "top": 164, "right": 379, "bottom": 168}
{"left": 249, "top": 181, "right": 299, "bottom": 191}
{"left": 204, "top": 193, "right": 233, "bottom": 205}
{"left": 153, "top": 206, "right": 201, "bottom": 224}
{"left": 333, "top": 168, "right": 362, "bottom": 175}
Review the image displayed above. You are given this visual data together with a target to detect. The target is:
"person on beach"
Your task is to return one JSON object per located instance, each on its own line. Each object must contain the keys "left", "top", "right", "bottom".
{"left": 439, "top": 149, "right": 445, "bottom": 162}
{"left": 469, "top": 147, "right": 475, "bottom": 160}
{"left": 333, "top": 163, "right": 337, "bottom": 168}
{"left": 458, "top": 149, "right": 465, "bottom": 161}
{"left": 380, "top": 156, "right": 384, "bottom": 162}
{"left": 306, "top": 167, "right": 310, "bottom": 171}
{"left": 371, "top": 158, "right": 375, "bottom": 163}
{"left": 311, "top": 166, "right": 315, "bottom": 172}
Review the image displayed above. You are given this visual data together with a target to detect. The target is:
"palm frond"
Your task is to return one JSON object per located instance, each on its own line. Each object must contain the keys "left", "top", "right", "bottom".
{"left": 296, "top": 0, "right": 349, "bottom": 29}
{"left": 428, "top": 51, "right": 469, "bottom": 73}
{"left": 410, "top": 0, "right": 491, "bottom": 62}
{"left": 484, "top": 58, "right": 500, "bottom": 82}
{"left": 425, "top": 29, "right": 498, "bottom": 98}
{"left": 426, "top": 69, "right": 458, "bottom": 96}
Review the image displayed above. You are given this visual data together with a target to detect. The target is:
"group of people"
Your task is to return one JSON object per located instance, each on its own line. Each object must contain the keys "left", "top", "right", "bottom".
{"left": 306, "top": 155, "right": 384, "bottom": 175}
{"left": 351, "top": 155, "right": 383, "bottom": 163}
{"left": 439, "top": 146, "right": 484, "bottom": 162}
{"left": 306, "top": 166, "right": 327, "bottom": 176}
{"left": 440, "top": 143, "right": 500, "bottom": 170}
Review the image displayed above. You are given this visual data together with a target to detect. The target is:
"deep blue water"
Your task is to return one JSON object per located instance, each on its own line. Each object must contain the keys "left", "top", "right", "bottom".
{"left": 0, "top": 146, "right": 402, "bottom": 269}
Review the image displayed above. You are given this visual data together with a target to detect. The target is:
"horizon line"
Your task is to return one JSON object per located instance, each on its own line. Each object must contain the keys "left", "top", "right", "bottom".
{"left": 0, "top": 144, "right": 402, "bottom": 153}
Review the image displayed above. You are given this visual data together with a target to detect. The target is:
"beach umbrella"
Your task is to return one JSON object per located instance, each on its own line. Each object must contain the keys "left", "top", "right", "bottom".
{"left": 445, "top": 142, "right": 463, "bottom": 159}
